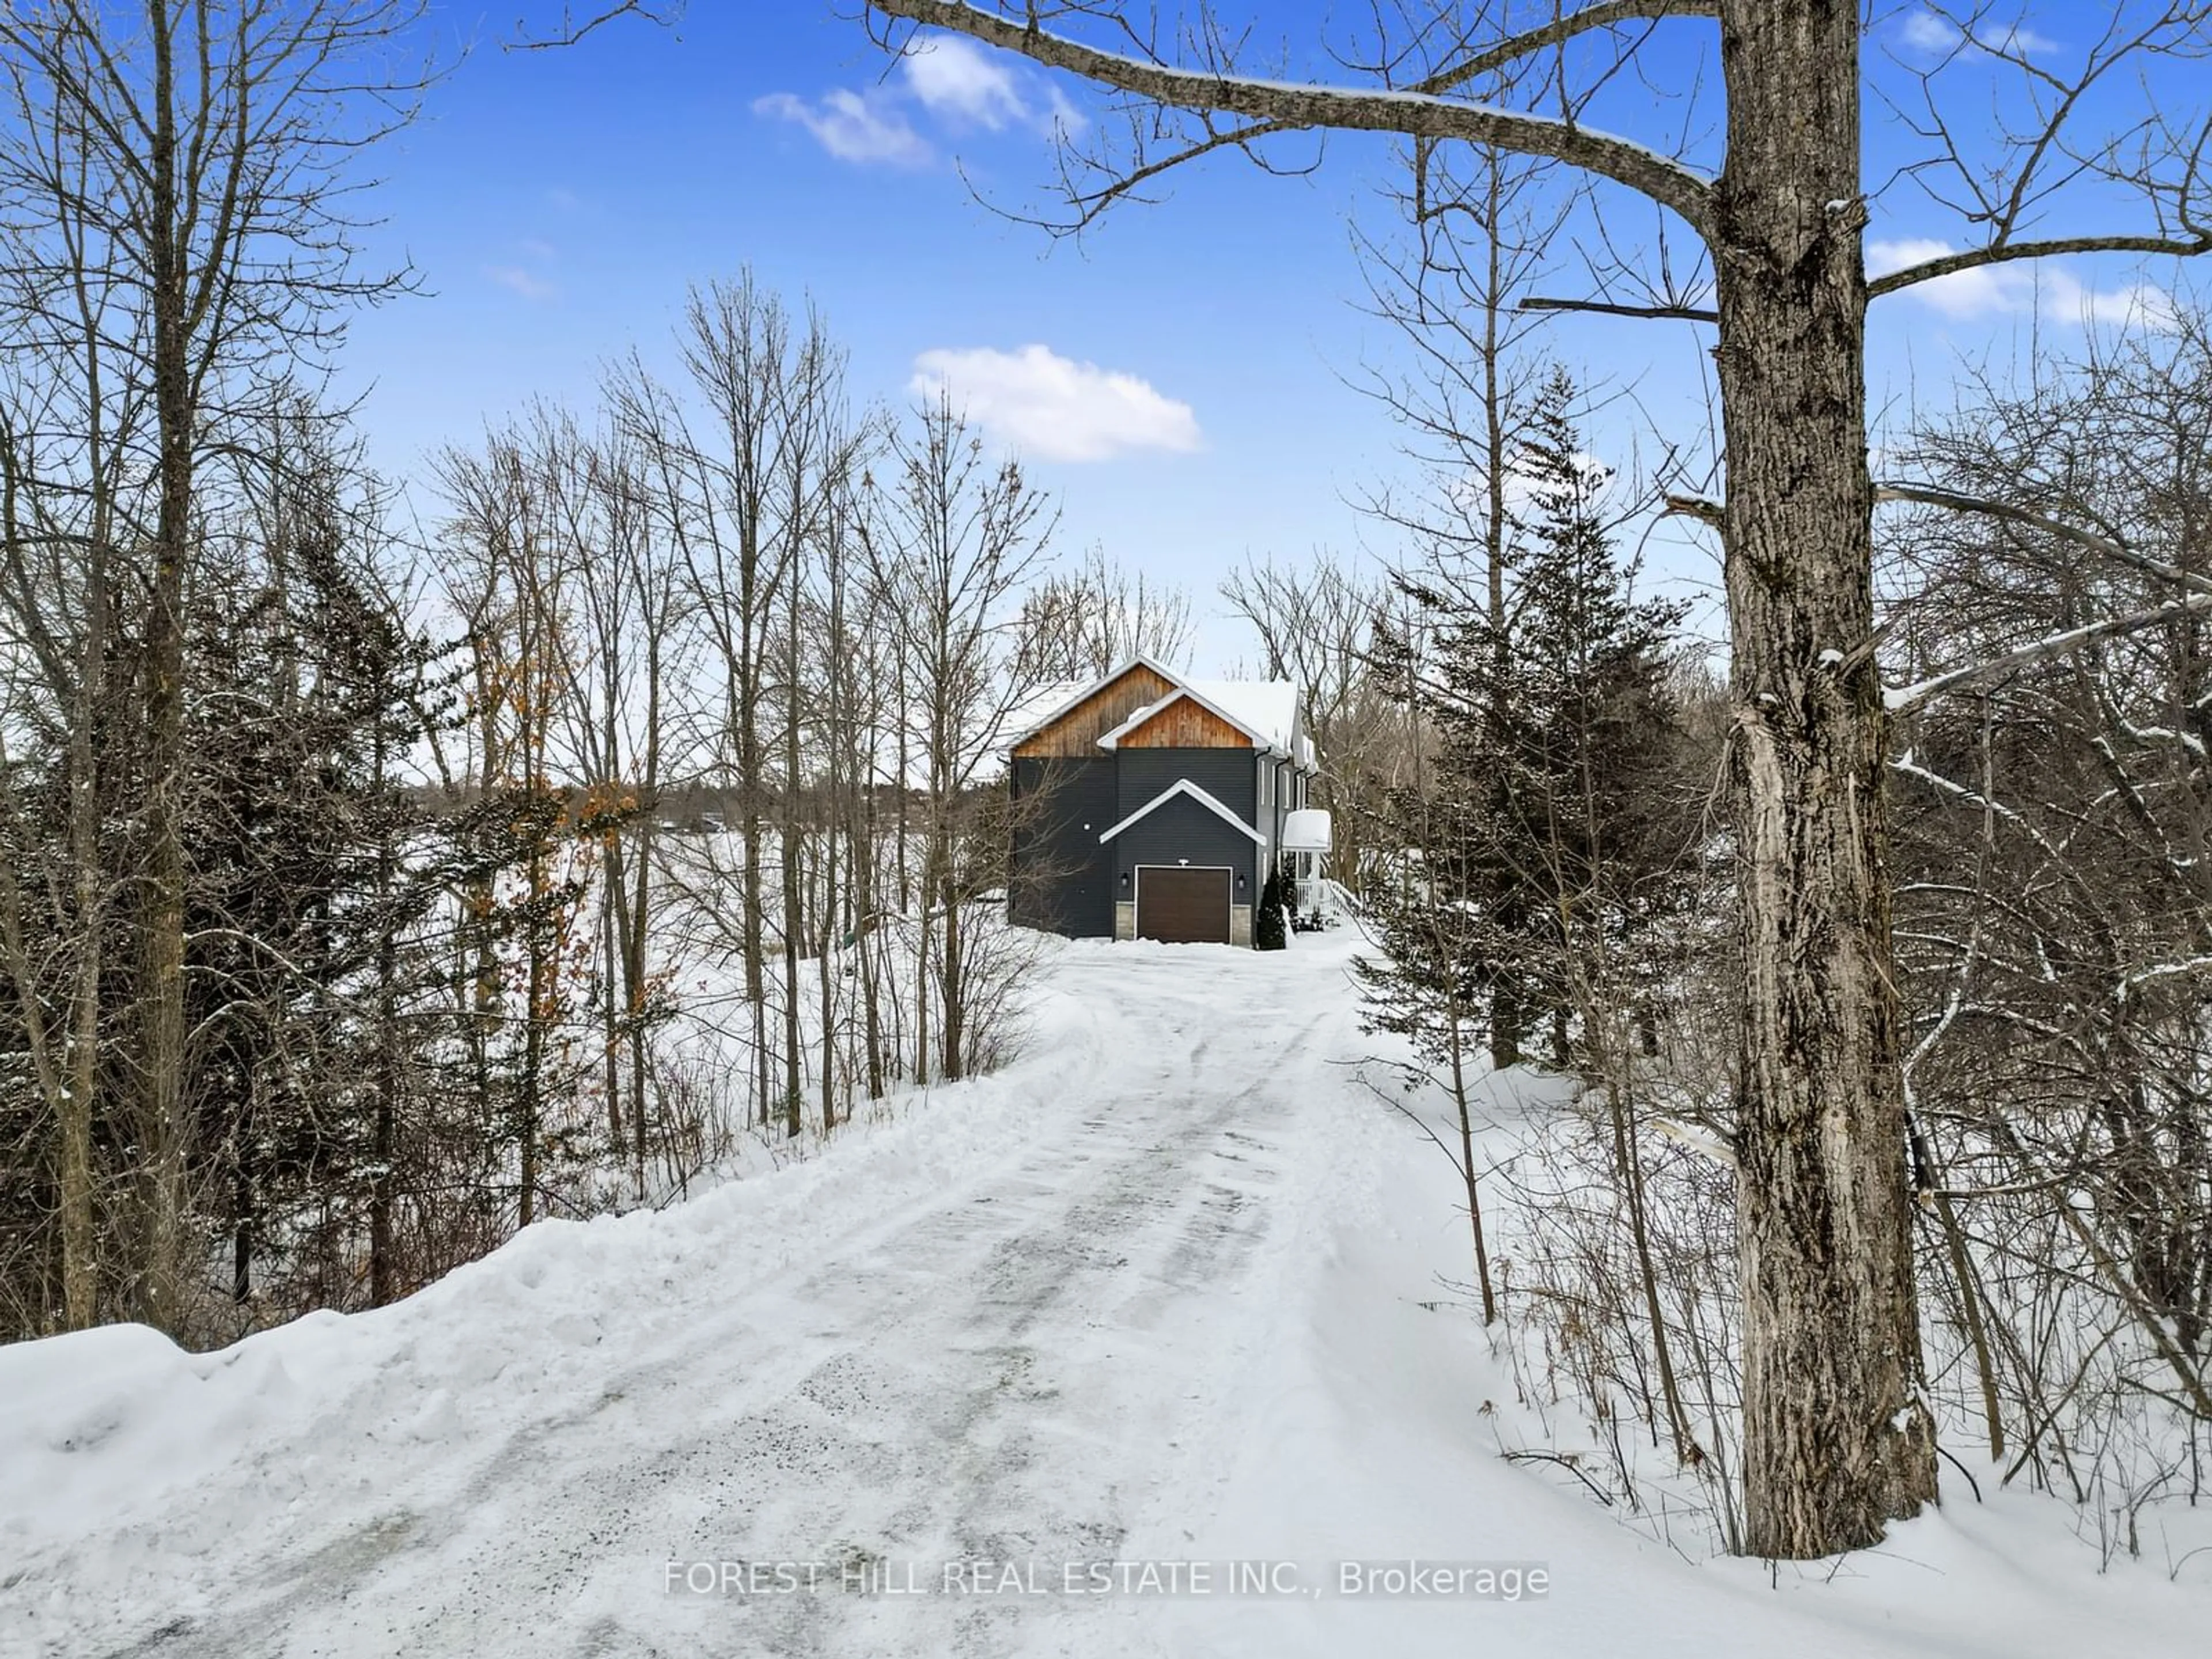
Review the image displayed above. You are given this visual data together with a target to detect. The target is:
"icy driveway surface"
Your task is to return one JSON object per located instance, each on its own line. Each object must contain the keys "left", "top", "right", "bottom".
{"left": 7, "top": 931, "right": 2211, "bottom": 1658}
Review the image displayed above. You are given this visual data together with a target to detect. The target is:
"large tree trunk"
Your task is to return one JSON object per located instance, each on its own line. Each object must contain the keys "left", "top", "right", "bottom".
{"left": 138, "top": 5, "right": 191, "bottom": 1336}
{"left": 60, "top": 548, "right": 111, "bottom": 1331}
{"left": 1715, "top": 0, "right": 1936, "bottom": 1558}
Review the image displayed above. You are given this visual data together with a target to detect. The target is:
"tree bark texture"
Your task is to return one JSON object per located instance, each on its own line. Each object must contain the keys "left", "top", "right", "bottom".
{"left": 1714, "top": 0, "right": 1936, "bottom": 1556}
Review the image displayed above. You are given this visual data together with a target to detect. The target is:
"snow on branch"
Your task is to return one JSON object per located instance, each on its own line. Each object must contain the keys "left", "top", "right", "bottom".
{"left": 863, "top": 1, "right": 1718, "bottom": 238}
{"left": 1873, "top": 480, "right": 2212, "bottom": 596}
{"left": 1877, "top": 479, "right": 2212, "bottom": 714}
{"left": 2115, "top": 718, "right": 2207, "bottom": 759}
{"left": 1866, "top": 233, "right": 2212, "bottom": 302}
{"left": 1889, "top": 749, "right": 2068, "bottom": 870}
{"left": 1652, "top": 1116, "right": 1735, "bottom": 1168}
{"left": 2115, "top": 956, "right": 2212, "bottom": 1003}
{"left": 1884, "top": 593, "right": 2212, "bottom": 717}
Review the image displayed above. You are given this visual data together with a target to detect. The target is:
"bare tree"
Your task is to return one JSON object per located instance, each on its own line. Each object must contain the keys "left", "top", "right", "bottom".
{"left": 0, "top": 325, "right": 126, "bottom": 1335}
{"left": 1018, "top": 543, "right": 1195, "bottom": 678}
{"left": 1884, "top": 316, "right": 2212, "bottom": 1480}
{"left": 439, "top": 421, "right": 618, "bottom": 1230}
{"left": 853, "top": 0, "right": 2212, "bottom": 1557}
{"left": 612, "top": 277, "right": 861, "bottom": 1134}
{"left": 1218, "top": 551, "right": 1393, "bottom": 888}
{"left": 863, "top": 393, "right": 1057, "bottom": 1085}
{"left": 520, "top": 411, "right": 691, "bottom": 1192}
{"left": 0, "top": 0, "right": 432, "bottom": 1333}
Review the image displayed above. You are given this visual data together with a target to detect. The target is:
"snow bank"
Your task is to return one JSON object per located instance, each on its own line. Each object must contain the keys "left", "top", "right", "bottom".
{"left": 0, "top": 945, "right": 1107, "bottom": 1565}
{"left": 1124, "top": 991, "right": 2212, "bottom": 1658}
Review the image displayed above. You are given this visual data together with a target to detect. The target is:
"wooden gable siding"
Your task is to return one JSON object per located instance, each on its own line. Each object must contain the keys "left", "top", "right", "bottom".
{"left": 1118, "top": 697, "right": 1252, "bottom": 750}
{"left": 1013, "top": 664, "right": 1178, "bottom": 759}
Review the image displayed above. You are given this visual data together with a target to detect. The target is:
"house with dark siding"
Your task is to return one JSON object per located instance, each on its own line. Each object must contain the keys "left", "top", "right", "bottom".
{"left": 1005, "top": 658, "right": 1321, "bottom": 947}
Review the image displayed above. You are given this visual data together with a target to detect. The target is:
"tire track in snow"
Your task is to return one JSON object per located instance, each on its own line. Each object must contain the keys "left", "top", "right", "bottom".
{"left": 32, "top": 944, "right": 1351, "bottom": 1659}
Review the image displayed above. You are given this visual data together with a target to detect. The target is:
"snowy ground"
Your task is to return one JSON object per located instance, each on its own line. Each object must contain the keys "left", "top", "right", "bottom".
{"left": 4, "top": 930, "right": 2210, "bottom": 1657}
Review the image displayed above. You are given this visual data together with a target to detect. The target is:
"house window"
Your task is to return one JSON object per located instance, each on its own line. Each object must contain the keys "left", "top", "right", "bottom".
{"left": 1259, "top": 760, "right": 1271, "bottom": 807}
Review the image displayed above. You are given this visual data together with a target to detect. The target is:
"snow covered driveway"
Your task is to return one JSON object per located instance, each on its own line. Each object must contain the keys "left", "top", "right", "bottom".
{"left": 7, "top": 931, "right": 2210, "bottom": 1658}
{"left": 3, "top": 938, "right": 1370, "bottom": 1658}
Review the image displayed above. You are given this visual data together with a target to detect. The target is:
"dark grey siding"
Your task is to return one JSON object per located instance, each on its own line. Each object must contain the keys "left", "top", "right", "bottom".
{"left": 1009, "top": 756, "right": 1118, "bottom": 937}
{"left": 1116, "top": 748, "right": 1257, "bottom": 825}
{"left": 1110, "top": 748, "right": 1264, "bottom": 914}
{"left": 1110, "top": 791, "right": 1260, "bottom": 910}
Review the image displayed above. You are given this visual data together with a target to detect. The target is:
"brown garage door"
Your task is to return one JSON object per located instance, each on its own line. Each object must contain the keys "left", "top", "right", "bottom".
{"left": 1137, "top": 866, "right": 1232, "bottom": 944}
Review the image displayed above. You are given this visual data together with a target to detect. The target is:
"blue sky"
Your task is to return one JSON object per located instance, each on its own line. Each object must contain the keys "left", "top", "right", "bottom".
{"left": 338, "top": 4, "right": 2205, "bottom": 669}
{"left": 343, "top": 4, "right": 1414, "bottom": 669}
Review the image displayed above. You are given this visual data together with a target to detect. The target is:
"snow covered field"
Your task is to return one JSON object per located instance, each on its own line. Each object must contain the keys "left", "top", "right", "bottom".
{"left": 4, "top": 930, "right": 2209, "bottom": 1658}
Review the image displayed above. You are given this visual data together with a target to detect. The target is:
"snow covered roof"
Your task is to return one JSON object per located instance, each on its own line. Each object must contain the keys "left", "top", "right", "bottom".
{"left": 1184, "top": 679, "right": 1300, "bottom": 756}
{"left": 1281, "top": 809, "right": 1332, "bottom": 853}
{"left": 1002, "top": 679, "right": 1088, "bottom": 745}
{"left": 1095, "top": 682, "right": 1295, "bottom": 756}
{"left": 1097, "top": 780, "right": 1266, "bottom": 846}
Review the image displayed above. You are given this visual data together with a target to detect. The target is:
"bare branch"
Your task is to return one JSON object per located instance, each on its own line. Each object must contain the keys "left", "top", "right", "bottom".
{"left": 1522, "top": 294, "right": 1717, "bottom": 323}
{"left": 507, "top": 2, "right": 680, "bottom": 51}
{"left": 863, "top": 0, "right": 1717, "bottom": 238}
{"left": 1416, "top": 0, "right": 1721, "bottom": 100}
{"left": 1869, "top": 233, "right": 2212, "bottom": 301}
{"left": 1874, "top": 479, "right": 2212, "bottom": 597}
{"left": 1885, "top": 592, "right": 2212, "bottom": 717}
{"left": 1658, "top": 491, "right": 1724, "bottom": 529}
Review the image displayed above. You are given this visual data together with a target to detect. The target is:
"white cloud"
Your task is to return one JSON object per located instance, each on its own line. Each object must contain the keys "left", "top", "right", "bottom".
{"left": 1868, "top": 237, "right": 2175, "bottom": 329}
{"left": 903, "top": 35, "right": 1084, "bottom": 138}
{"left": 484, "top": 264, "right": 556, "bottom": 302}
{"left": 910, "top": 344, "right": 1202, "bottom": 463}
{"left": 2040, "top": 269, "right": 2177, "bottom": 329}
{"left": 1899, "top": 10, "right": 1961, "bottom": 51}
{"left": 903, "top": 36, "right": 1027, "bottom": 129}
{"left": 753, "top": 89, "right": 933, "bottom": 168}
{"left": 1868, "top": 236, "right": 2010, "bottom": 318}
{"left": 756, "top": 35, "right": 1080, "bottom": 168}
{"left": 1042, "top": 84, "right": 1085, "bottom": 139}
{"left": 1898, "top": 9, "right": 2059, "bottom": 56}
{"left": 1999, "top": 23, "right": 2061, "bottom": 53}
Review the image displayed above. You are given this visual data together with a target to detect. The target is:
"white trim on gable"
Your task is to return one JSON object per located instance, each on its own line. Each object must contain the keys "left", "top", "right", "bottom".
{"left": 1094, "top": 685, "right": 1285, "bottom": 757}
{"left": 1092, "top": 692, "right": 1178, "bottom": 749}
{"left": 1096, "top": 779, "right": 1266, "bottom": 846}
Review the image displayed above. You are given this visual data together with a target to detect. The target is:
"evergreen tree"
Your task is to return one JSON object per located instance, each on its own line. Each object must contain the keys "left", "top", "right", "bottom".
{"left": 1255, "top": 865, "right": 1289, "bottom": 950}
{"left": 1363, "top": 369, "right": 1689, "bottom": 1075}
{"left": 180, "top": 493, "right": 459, "bottom": 1319}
